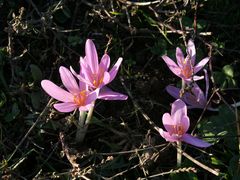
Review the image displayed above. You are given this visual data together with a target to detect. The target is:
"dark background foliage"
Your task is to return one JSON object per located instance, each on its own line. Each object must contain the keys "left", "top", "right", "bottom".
{"left": 0, "top": 0, "right": 240, "bottom": 179}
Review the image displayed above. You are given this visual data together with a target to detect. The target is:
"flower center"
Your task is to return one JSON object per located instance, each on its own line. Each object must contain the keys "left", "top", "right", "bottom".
{"left": 92, "top": 67, "right": 105, "bottom": 88}
{"left": 181, "top": 57, "right": 193, "bottom": 79}
{"left": 73, "top": 90, "right": 87, "bottom": 106}
{"left": 171, "top": 124, "right": 184, "bottom": 137}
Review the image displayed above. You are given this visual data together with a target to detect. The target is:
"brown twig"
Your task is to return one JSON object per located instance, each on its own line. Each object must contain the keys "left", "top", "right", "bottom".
{"left": 7, "top": 98, "right": 54, "bottom": 163}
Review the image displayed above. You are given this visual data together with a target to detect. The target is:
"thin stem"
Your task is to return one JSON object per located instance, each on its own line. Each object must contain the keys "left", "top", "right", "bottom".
{"left": 177, "top": 141, "right": 182, "bottom": 167}
{"left": 180, "top": 79, "right": 186, "bottom": 97}
{"left": 85, "top": 102, "right": 95, "bottom": 125}
{"left": 75, "top": 102, "right": 95, "bottom": 143}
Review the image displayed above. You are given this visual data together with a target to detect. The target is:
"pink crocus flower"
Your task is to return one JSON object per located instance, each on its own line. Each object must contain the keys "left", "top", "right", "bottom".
{"left": 71, "top": 39, "right": 128, "bottom": 100}
{"left": 41, "top": 66, "right": 99, "bottom": 112}
{"left": 159, "top": 99, "right": 211, "bottom": 147}
{"left": 166, "top": 70, "right": 217, "bottom": 111}
{"left": 162, "top": 39, "right": 210, "bottom": 82}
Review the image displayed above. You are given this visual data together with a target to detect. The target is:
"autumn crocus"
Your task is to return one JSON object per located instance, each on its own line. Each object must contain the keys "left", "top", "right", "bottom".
{"left": 166, "top": 70, "right": 217, "bottom": 111}
{"left": 70, "top": 39, "right": 128, "bottom": 100}
{"left": 159, "top": 99, "right": 211, "bottom": 147}
{"left": 162, "top": 39, "right": 210, "bottom": 83}
{"left": 41, "top": 66, "right": 99, "bottom": 112}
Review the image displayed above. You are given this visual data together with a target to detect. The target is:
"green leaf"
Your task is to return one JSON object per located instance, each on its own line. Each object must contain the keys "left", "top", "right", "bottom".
{"left": 198, "top": 105, "right": 236, "bottom": 148}
{"left": 228, "top": 155, "right": 240, "bottom": 177}
{"left": 211, "top": 156, "right": 225, "bottom": 166}
{"left": 68, "top": 36, "right": 83, "bottom": 47}
{"left": 54, "top": 7, "right": 71, "bottom": 24}
{"left": 30, "top": 91, "right": 41, "bottom": 109}
{"left": 30, "top": 64, "right": 42, "bottom": 82}
{"left": 170, "top": 172, "right": 198, "bottom": 180}
{"left": 223, "top": 65, "right": 234, "bottom": 78}
{"left": 4, "top": 102, "right": 20, "bottom": 122}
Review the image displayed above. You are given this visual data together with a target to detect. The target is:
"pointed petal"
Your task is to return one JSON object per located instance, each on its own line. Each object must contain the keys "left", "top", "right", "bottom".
{"left": 59, "top": 66, "right": 80, "bottom": 94}
{"left": 101, "top": 72, "right": 110, "bottom": 87}
{"left": 191, "top": 83, "right": 206, "bottom": 105}
{"left": 70, "top": 66, "right": 88, "bottom": 91}
{"left": 85, "top": 39, "right": 99, "bottom": 74}
{"left": 187, "top": 39, "right": 196, "bottom": 65}
{"left": 159, "top": 129, "right": 178, "bottom": 142}
{"left": 98, "top": 86, "right": 128, "bottom": 100}
{"left": 176, "top": 47, "right": 184, "bottom": 67}
{"left": 162, "top": 55, "right": 181, "bottom": 77}
{"left": 171, "top": 99, "right": 187, "bottom": 124}
{"left": 80, "top": 57, "right": 95, "bottom": 83}
{"left": 99, "top": 54, "right": 110, "bottom": 71}
{"left": 85, "top": 88, "right": 99, "bottom": 105}
{"left": 182, "top": 134, "right": 211, "bottom": 147}
{"left": 166, "top": 85, "right": 181, "bottom": 99}
{"left": 181, "top": 115, "right": 190, "bottom": 134}
{"left": 41, "top": 80, "right": 73, "bottom": 102}
{"left": 53, "top": 102, "right": 77, "bottom": 112}
{"left": 109, "top": 57, "right": 123, "bottom": 82}
{"left": 162, "top": 113, "right": 175, "bottom": 134}
{"left": 194, "top": 57, "right": 210, "bottom": 74}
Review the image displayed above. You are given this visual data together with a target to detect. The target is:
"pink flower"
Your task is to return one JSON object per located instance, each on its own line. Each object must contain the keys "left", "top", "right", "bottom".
{"left": 162, "top": 39, "right": 210, "bottom": 82}
{"left": 41, "top": 66, "right": 99, "bottom": 112}
{"left": 159, "top": 99, "right": 211, "bottom": 147}
{"left": 166, "top": 70, "right": 217, "bottom": 111}
{"left": 166, "top": 84, "right": 207, "bottom": 110}
{"left": 71, "top": 39, "right": 128, "bottom": 100}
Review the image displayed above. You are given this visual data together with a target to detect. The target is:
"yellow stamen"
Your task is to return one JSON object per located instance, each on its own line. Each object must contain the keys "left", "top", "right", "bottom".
{"left": 73, "top": 90, "right": 87, "bottom": 106}
{"left": 172, "top": 124, "right": 184, "bottom": 136}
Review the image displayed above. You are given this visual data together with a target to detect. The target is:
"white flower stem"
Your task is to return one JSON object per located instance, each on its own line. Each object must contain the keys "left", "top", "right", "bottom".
{"left": 180, "top": 79, "right": 186, "bottom": 97}
{"left": 177, "top": 141, "right": 182, "bottom": 167}
{"left": 75, "top": 102, "right": 95, "bottom": 143}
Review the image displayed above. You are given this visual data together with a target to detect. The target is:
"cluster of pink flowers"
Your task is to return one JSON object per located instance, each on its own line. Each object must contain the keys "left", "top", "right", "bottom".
{"left": 41, "top": 39, "right": 128, "bottom": 113}
{"left": 160, "top": 39, "right": 212, "bottom": 148}
{"left": 41, "top": 38, "right": 211, "bottom": 148}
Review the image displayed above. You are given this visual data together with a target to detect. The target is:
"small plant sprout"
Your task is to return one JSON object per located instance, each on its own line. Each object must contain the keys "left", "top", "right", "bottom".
{"left": 159, "top": 99, "right": 211, "bottom": 166}
{"left": 162, "top": 39, "right": 210, "bottom": 83}
{"left": 70, "top": 39, "right": 128, "bottom": 101}
{"left": 41, "top": 66, "right": 99, "bottom": 112}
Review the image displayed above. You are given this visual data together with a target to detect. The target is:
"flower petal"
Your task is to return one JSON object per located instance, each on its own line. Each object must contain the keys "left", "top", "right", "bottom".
{"left": 109, "top": 57, "right": 123, "bottom": 82}
{"left": 182, "top": 134, "right": 211, "bottom": 147}
{"left": 194, "top": 57, "right": 210, "bottom": 74}
{"left": 176, "top": 47, "right": 184, "bottom": 67}
{"left": 181, "top": 115, "right": 190, "bottom": 134}
{"left": 159, "top": 129, "right": 178, "bottom": 142}
{"left": 166, "top": 85, "right": 181, "bottom": 99}
{"left": 85, "top": 88, "right": 99, "bottom": 105}
{"left": 85, "top": 39, "right": 99, "bottom": 74}
{"left": 162, "top": 55, "right": 181, "bottom": 77}
{"left": 99, "top": 72, "right": 110, "bottom": 87}
{"left": 162, "top": 113, "right": 175, "bottom": 134}
{"left": 59, "top": 66, "right": 80, "bottom": 94}
{"left": 187, "top": 39, "right": 196, "bottom": 65}
{"left": 99, "top": 54, "right": 110, "bottom": 71}
{"left": 98, "top": 86, "right": 128, "bottom": 100}
{"left": 191, "top": 83, "right": 206, "bottom": 106}
{"left": 41, "top": 80, "right": 73, "bottom": 102}
{"left": 171, "top": 99, "right": 187, "bottom": 124}
{"left": 54, "top": 102, "right": 77, "bottom": 112}
{"left": 79, "top": 104, "right": 93, "bottom": 111}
